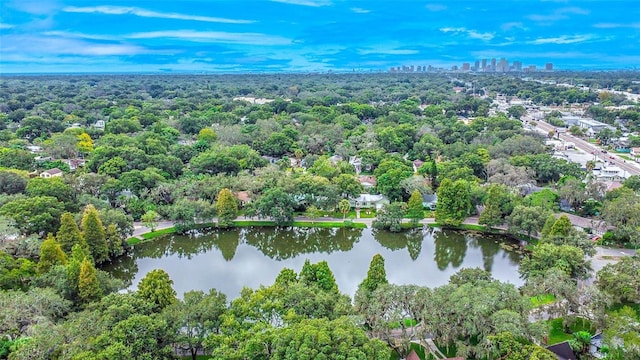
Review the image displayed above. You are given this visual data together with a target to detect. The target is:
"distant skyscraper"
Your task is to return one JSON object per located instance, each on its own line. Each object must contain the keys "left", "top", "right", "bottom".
{"left": 474, "top": 60, "right": 480, "bottom": 71}
{"left": 462, "top": 63, "right": 470, "bottom": 71}
{"left": 490, "top": 58, "right": 496, "bottom": 71}
{"left": 497, "top": 58, "right": 509, "bottom": 72}
{"left": 545, "top": 63, "right": 554, "bottom": 71}
{"left": 513, "top": 61, "right": 522, "bottom": 71}
{"left": 481, "top": 59, "right": 487, "bottom": 70}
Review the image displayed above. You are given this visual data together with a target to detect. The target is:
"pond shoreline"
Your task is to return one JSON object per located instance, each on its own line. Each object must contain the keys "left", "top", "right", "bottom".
{"left": 128, "top": 216, "right": 536, "bottom": 246}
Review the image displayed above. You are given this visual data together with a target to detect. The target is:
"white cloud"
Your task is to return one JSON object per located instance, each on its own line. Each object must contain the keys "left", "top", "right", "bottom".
{"left": 425, "top": 4, "right": 447, "bottom": 12}
{"left": 42, "top": 31, "right": 118, "bottom": 41}
{"left": 126, "top": 30, "right": 292, "bottom": 46}
{"left": 527, "top": 7, "right": 590, "bottom": 22}
{"left": 501, "top": 22, "right": 527, "bottom": 31}
{"left": 351, "top": 8, "right": 370, "bottom": 14}
{"left": 529, "top": 35, "right": 593, "bottom": 45}
{"left": 440, "top": 27, "right": 494, "bottom": 41}
{"left": 0, "top": 23, "right": 15, "bottom": 29}
{"left": 359, "top": 49, "right": 418, "bottom": 55}
{"left": 2, "top": 35, "right": 149, "bottom": 56}
{"left": 9, "top": 0, "right": 59, "bottom": 15}
{"left": 62, "top": 6, "right": 254, "bottom": 24}
{"left": 593, "top": 22, "right": 640, "bottom": 29}
{"left": 271, "top": 0, "right": 332, "bottom": 7}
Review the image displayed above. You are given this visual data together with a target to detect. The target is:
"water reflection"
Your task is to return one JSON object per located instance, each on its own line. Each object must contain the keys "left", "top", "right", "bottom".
{"left": 103, "top": 227, "right": 523, "bottom": 299}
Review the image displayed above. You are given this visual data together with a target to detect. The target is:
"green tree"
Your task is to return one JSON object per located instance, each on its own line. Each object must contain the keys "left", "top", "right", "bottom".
{"left": 298, "top": 260, "right": 339, "bottom": 294}
{"left": 253, "top": 187, "right": 297, "bottom": 225}
{"left": 372, "top": 202, "right": 406, "bottom": 232}
{"left": 479, "top": 185, "right": 506, "bottom": 229}
{"left": 270, "top": 317, "right": 389, "bottom": 360}
{"left": 596, "top": 256, "right": 640, "bottom": 304}
{"left": 603, "top": 306, "right": 640, "bottom": 359}
{"left": 0, "top": 251, "right": 36, "bottom": 290}
{"left": 506, "top": 205, "right": 550, "bottom": 238}
{"left": 304, "top": 205, "right": 322, "bottom": 223}
{"left": 166, "top": 289, "right": 227, "bottom": 360}
{"left": 92, "top": 315, "right": 175, "bottom": 359}
{"left": 78, "top": 258, "right": 102, "bottom": 304}
{"left": 197, "top": 127, "right": 217, "bottom": 143}
{"left": 338, "top": 199, "right": 351, "bottom": 219}
{"left": 141, "top": 210, "right": 159, "bottom": 232}
{"left": 56, "top": 212, "right": 86, "bottom": 254}
{"left": 547, "top": 214, "right": 572, "bottom": 238}
{"left": 37, "top": 234, "right": 67, "bottom": 274}
{"left": 105, "top": 223, "right": 125, "bottom": 258}
{"left": 519, "top": 243, "right": 591, "bottom": 280}
{"left": 406, "top": 189, "right": 424, "bottom": 225}
{"left": 0, "top": 170, "right": 27, "bottom": 195}
{"left": 332, "top": 173, "right": 364, "bottom": 199}
{"left": 81, "top": 205, "right": 109, "bottom": 264}
{"left": 137, "top": 269, "right": 177, "bottom": 312}
{"left": 435, "top": 178, "right": 471, "bottom": 227}
{"left": 359, "top": 254, "right": 388, "bottom": 294}
{"left": 216, "top": 188, "right": 238, "bottom": 227}
{"left": 0, "top": 196, "right": 65, "bottom": 235}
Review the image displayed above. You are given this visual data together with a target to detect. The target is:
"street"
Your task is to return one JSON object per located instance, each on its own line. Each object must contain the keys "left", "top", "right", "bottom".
{"left": 529, "top": 117, "right": 640, "bottom": 176}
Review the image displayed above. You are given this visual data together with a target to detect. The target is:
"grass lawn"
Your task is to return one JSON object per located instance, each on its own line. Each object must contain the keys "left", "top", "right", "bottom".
{"left": 293, "top": 221, "right": 367, "bottom": 229}
{"left": 126, "top": 237, "right": 141, "bottom": 245}
{"left": 530, "top": 294, "right": 556, "bottom": 307}
{"left": 231, "top": 220, "right": 367, "bottom": 229}
{"left": 547, "top": 317, "right": 596, "bottom": 345}
{"left": 140, "top": 227, "right": 176, "bottom": 240}
{"left": 617, "top": 154, "right": 632, "bottom": 161}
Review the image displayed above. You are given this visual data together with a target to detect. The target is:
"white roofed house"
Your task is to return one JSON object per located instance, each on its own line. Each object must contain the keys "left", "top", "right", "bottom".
{"left": 40, "top": 168, "right": 63, "bottom": 178}
{"left": 349, "top": 194, "right": 389, "bottom": 210}
{"left": 595, "top": 165, "right": 628, "bottom": 181}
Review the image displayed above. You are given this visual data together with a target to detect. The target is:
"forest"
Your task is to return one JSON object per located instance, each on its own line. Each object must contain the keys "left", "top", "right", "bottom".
{"left": 0, "top": 72, "right": 639, "bottom": 359}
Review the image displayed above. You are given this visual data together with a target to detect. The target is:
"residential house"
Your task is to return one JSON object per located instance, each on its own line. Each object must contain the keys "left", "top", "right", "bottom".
{"left": 546, "top": 341, "right": 576, "bottom": 360}
{"left": 261, "top": 155, "right": 280, "bottom": 164}
{"left": 234, "top": 191, "right": 251, "bottom": 207}
{"left": 631, "top": 147, "right": 640, "bottom": 162}
{"left": 63, "top": 158, "right": 86, "bottom": 171}
{"left": 422, "top": 193, "right": 437, "bottom": 210}
{"left": 349, "top": 156, "right": 362, "bottom": 174}
{"left": 40, "top": 168, "right": 63, "bottom": 178}
{"left": 404, "top": 350, "right": 420, "bottom": 360}
{"left": 358, "top": 175, "right": 377, "bottom": 190}
{"left": 26, "top": 145, "right": 43, "bottom": 153}
{"left": 349, "top": 194, "right": 389, "bottom": 210}
{"left": 328, "top": 155, "right": 343, "bottom": 165}
{"left": 94, "top": 120, "right": 105, "bottom": 129}
{"left": 412, "top": 159, "right": 424, "bottom": 173}
{"left": 595, "top": 165, "right": 627, "bottom": 181}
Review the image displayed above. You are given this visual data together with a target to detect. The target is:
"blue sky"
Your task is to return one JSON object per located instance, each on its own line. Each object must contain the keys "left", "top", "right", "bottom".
{"left": 1, "top": 0, "right": 639, "bottom": 73}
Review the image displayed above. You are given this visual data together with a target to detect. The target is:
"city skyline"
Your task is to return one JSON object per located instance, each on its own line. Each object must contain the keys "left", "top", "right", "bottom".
{"left": 1, "top": 0, "right": 639, "bottom": 73}
{"left": 388, "top": 57, "right": 554, "bottom": 73}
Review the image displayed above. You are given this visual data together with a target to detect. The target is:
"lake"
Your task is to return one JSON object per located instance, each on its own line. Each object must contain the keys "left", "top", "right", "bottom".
{"left": 103, "top": 226, "right": 524, "bottom": 299}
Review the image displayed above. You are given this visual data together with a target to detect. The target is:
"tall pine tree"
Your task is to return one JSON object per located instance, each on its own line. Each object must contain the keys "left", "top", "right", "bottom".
{"left": 435, "top": 178, "right": 471, "bottom": 227}
{"left": 57, "top": 212, "right": 87, "bottom": 254}
{"left": 406, "top": 189, "right": 424, "bottom": 225}
{"left": 81, "top": 205, "right": 109, "bottom": 264}
{"left": 78, "top": 258, "right": 102, "bottom": 304}
{"left": 37, "top": 233, "right": 67, "bottom": 274}
{"left": 105, "top": 223, "right": 124, "bottom": 258}
{"left": 216, "top": 188, "right": 238, "bottom": 228}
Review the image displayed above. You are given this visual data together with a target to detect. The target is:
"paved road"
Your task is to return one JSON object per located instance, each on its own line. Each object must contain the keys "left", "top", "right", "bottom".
{"left": 532, "top": 118, "right": 640, "bottom": 176}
